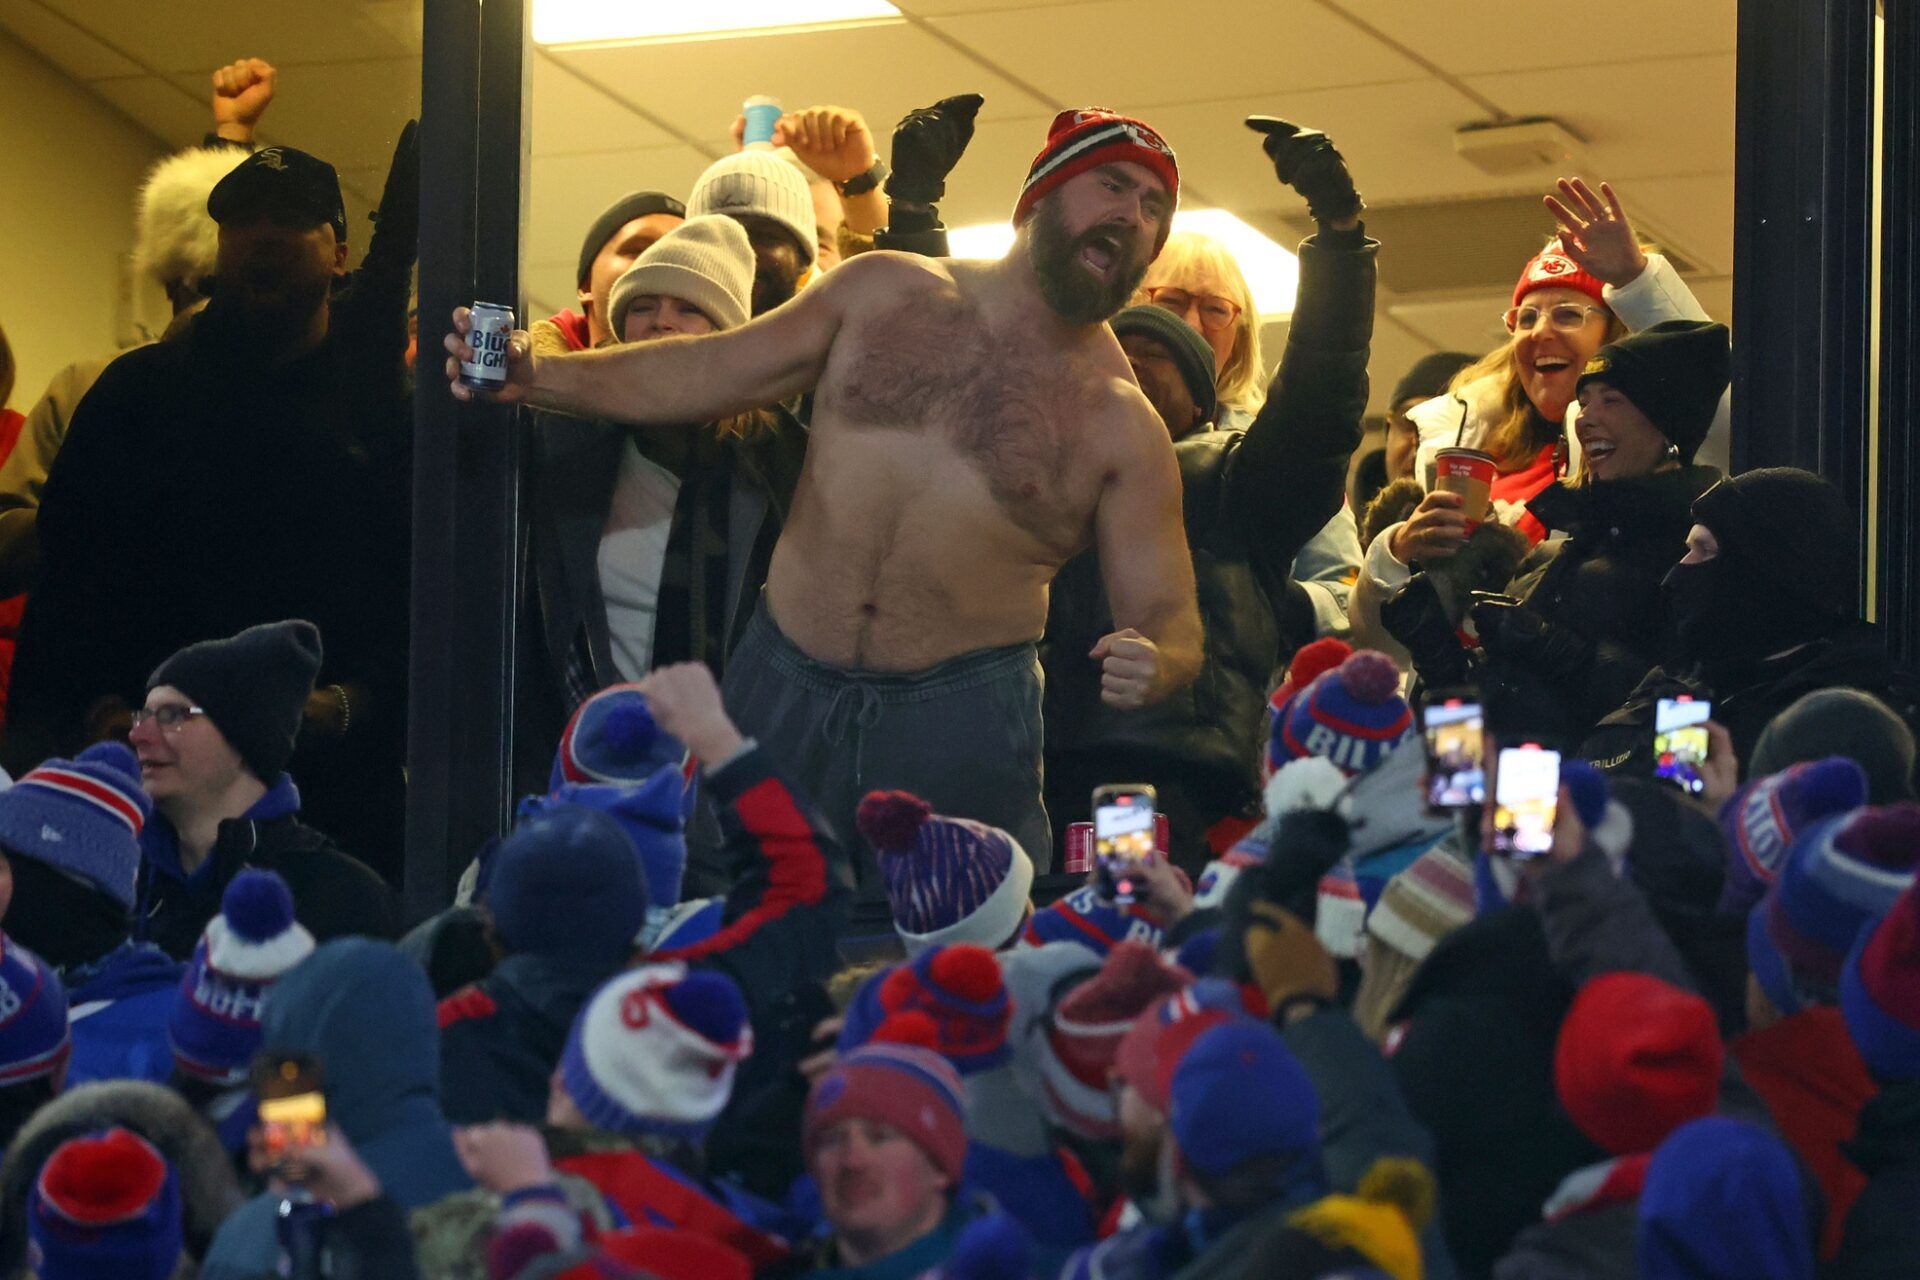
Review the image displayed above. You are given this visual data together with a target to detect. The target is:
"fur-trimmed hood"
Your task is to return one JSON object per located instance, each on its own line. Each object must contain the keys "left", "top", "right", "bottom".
{"left": 132, "top": 145, "right": 250, "bottom": 294}
{"left": 0, "top": 1079, "right": 243, "bottom": 1277}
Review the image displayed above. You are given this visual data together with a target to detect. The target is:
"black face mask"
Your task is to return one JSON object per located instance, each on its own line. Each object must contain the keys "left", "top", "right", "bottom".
{"left": 1663, "top": 556, "right": 1832, "bottom": 681}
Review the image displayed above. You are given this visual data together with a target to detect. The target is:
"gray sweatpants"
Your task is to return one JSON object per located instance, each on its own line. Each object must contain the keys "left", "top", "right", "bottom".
{"left": 721, "top": 602, "right": 1052, "bottom": 891}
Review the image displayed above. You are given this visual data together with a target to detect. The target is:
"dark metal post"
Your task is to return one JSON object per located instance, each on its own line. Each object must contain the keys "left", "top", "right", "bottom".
{"left": 1732, "top": 0, "right": 1875, "bottom": 611}
{"left": 406, "top": 0, "right": 530, "bottom": 924}
{"left": 1879, "top": 0, "right": 1920, "bottom": 666}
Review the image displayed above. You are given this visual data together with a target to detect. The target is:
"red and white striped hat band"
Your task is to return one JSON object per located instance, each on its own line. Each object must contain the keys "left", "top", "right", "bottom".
{"left": 19, "top": 767, "right": 147, "bottom": 837}
{"left": 1013, "top": 109, "right": 1180, "bottom": 230}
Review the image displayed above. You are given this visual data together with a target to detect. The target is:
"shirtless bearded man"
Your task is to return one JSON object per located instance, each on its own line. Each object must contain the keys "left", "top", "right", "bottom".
{"left": 447, "top": 109, "right": 1203, "bottom": 884}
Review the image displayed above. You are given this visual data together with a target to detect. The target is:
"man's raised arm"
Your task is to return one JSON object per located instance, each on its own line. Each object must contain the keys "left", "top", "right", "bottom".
{"left": 1090, "top": 390, "right": 1204, "bottom": 709}
{"left": 442, "top": 251, "right": 875, "bottom": 424}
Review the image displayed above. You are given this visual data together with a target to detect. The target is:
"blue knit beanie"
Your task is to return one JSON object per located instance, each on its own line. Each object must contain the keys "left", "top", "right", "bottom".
{"left": 550, "top": 684, "right": 691, "bottom": 794}
{"left": 168, "top": 870, "right": 315, "bottom": 1085}
{"left": 1749, "top": 804, "right": 1918, "bottom": 1014}
{"left": 522, "top": 767, "right": 688, "bottom": 910}
{"left": 0, "top": 932, "right": 70, "bottom": 1086}
{"left": 559, "top": 964, "right": 751, "bottom": 1139}
{"left": 485, "top": 806, "right": 649, "bottom": 965}
{"left": 28, "top": 1128, "right": 183, "bottom": 1280}
{"left": 1718, "top": 758, "right": 1869, "bottom": 916}
{"left": 0, "top": 742, "right": 151, "bottom": 911}
{"left": 1170, "top": 1020, "right": 1324, "bottom": 1195}
{"left": 1639, "top": 1117, "right": 1813, "bottom": 1280}
{"left": 1270, "top": 650, "right": 1414, "bottom": 777}
{"left": 861, "top": 791, "right": 1035, "bottom": 956}
{"left": 1840, "top": 879, "right": 1920, "bottom": 1082}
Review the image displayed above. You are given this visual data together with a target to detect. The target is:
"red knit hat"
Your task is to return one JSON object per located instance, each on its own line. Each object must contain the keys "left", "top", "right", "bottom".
{"left": 1013, "top": 109, "right": 1179, "bottom": 234}
{"left": 1554, "top": 973, "right": 1723, "bottom": 1155}
{"left": 1512, "top": 241, "right": 1606, "bottom": 309}
{"left": 1111, "top": 978, "right": 1259, "bottom": 1114}
{"left": 1041, "top": 941, "right": 1192, "bottom": 1137}
{"left": 804, "top": 1042, "right": 969, "bottom": 1184}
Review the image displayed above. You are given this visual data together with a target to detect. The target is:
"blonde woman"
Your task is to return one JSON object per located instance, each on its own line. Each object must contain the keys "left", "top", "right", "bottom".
{"left": 1350, "top": 178, "right": 1728, "bottom": 665}
{"left": 1138, "top": 230, "right": 1364, "bottom": 642}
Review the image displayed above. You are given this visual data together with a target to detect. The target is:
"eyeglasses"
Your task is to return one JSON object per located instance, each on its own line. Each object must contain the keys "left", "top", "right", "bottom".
{"left": 130, "top": 703, "right": 207, "bottom": 731}
{"left": 1504, "top": 302, "right": 1607, "bottom": 334}
{"left": 1144, "top": 287, "right": 1242, "bottom": 333}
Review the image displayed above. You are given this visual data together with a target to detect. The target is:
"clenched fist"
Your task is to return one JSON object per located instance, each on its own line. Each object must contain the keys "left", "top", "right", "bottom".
{"left": 212, "top": 58, "right": 277, "bottom": 143}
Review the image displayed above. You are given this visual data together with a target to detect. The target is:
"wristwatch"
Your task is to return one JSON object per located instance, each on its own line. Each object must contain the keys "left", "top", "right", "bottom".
{"left": 837, "top": 157, "right": 889, "bottom": 197}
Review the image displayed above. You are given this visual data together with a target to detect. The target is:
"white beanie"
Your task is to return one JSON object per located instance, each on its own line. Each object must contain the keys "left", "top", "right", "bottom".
{"left": 687, "top": 150, "right": 818, "bottom": 267}
{"left": 608, "top": 215, "right": 755, "bottom": 339}
{"left": 558, "top": 963, "right": 752, "bottom": 1139}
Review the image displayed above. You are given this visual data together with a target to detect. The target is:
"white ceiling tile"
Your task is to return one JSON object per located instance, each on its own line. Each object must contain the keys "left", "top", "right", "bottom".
{"left": 1626, "top": 174, "right": 1736, "bottom": 277}
{"left": 547, "top": 20, "right": 1052, "bottom": 150}
{"left": 0, "top": 0, "right": 143, "bottom": 79}
{"left": 927, "top": 0, "right": 1428, "bottom": 109}
{"left": 88, "top": 75, "right": 210, "bottom": 149}
{"left": 167, "top": 60, "right": 422, "bottom": 176}
{"left": 1356, "top": 0, "right": 1734, "bottom": 77}
{"left": 531, "top": 51, "right": 675, "bottom": 155}
{"left": 1461, "top": 55, "right": 1735, "bottom": 181}
{"left": 40, "top": 0, "right": 415, "bottom": 74}
{"left": 894, "top": 0, "right": 1086, "bottom": 14}
{"left": 1385, "top": 293, "right": 1512, "bottom": 359}
{"left": 528, "top": 144, "right": 715, "bottom": 266}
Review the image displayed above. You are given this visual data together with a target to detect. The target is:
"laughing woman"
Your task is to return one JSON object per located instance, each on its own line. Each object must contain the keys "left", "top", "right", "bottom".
{"left": 1350, "top": 177, "right": 1727, "bottom": 664}
{"left": 1469, "top": 320, "right": 1729, "bottom": 741}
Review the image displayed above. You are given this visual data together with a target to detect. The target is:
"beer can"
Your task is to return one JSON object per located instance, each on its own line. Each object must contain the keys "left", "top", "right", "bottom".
{"left": 460, "top": 301, "right": 515, "bottom": 391}
{"left": 1063, "top": 813, "right": 1173, "bottom": 875}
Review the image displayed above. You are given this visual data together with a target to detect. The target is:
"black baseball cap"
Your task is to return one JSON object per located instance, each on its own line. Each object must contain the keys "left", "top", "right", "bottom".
{"left": 207, "top": 146, "right": 347, "bottom": 240}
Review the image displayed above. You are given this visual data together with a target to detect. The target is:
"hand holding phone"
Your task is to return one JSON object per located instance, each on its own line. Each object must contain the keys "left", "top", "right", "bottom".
{"left": 1653, "top": 696, "right": 1713, "bottom": 796}
{"left": 1489, "top": 745, "right": 1561, "bottom": 859}
{"left": 1092, "top": 784, "right": 1156, "bottom": 906}
{"left": 1421, "top": 692, "right": 1485, "bottom": 811}
{"left": 254, "top": 1052, "right": 327, "bottom": 1175}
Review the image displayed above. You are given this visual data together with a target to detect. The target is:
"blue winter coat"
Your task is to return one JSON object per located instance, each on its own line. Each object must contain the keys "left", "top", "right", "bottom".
{"left": 198, "top": 938, "right": 472, "bottom": 1279}
{"left": 63, "top": 941, "right": 184, "bottom": 1086}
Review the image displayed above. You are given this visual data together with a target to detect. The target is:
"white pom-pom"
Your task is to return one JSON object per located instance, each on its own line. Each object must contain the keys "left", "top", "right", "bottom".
{"left": 1263, "top": 756, "right": 1351, "bottom": 818}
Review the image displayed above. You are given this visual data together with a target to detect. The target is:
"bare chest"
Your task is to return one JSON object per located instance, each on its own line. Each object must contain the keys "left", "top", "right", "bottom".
{"left": 822, "top": 296, "right": 1107, "bottom": 548}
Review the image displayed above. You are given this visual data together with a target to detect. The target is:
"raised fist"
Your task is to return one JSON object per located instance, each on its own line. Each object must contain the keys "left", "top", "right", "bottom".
{"left": 886, "top": 94, "right": 985, "bottom": 207}
{"left": 212, "top": 58, "right": 277, "bottom": 142}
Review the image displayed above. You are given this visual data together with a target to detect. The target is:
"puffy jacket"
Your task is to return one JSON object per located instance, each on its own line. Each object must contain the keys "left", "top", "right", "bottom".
{"left": 135, "top": 773, "right": 398, "bottom": 959}
{"left": 1043, "top": 229, "right": 1377, "bottom": 813}
{"left": 1481, "top": 465, "right": 1722, "bottom": 744}
{"left": 61, "top": 941, "right": 185, "bottom": 1087}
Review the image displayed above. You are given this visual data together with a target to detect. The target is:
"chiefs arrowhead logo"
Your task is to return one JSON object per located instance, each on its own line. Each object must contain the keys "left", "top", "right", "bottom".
{"left": 1531, "top": 254, "right": 1578, "bottom": 280}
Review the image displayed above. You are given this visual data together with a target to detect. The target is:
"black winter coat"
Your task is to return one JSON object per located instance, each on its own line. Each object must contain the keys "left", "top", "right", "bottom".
{"left": 1483, "top": 465, "right": 1721, "bottom": 743}
{"left": 438, "top": 952, "right": 612, "bottom": 1125}
{"left": 1043, "top": 228, "right": 1377, "bottom": 823}
{"left": 1582, "top": 623, "right": 1920, "bottom": 783}
{"left": 1385, "top": 907, "right": 1604, "bottom": 1278}
{"left": 135, "top": 807, "right": 399, "bottom": 959}
{"left": 1834, "top": 1081, "right": 1920, "bottom": 1279}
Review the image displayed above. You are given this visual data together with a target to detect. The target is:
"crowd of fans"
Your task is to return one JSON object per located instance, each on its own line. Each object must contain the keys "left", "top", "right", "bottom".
{"left": 0, "top": 50, "right": 1913, "bottom": 1280}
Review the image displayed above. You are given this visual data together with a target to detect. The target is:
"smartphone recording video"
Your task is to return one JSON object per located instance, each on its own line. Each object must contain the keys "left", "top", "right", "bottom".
{"left": 1092, "top": 784, "right": 1156, "bottom": 907}
{"left": 1490, "top": 745, "right": 1561, "bottom": 859}
{"left": 253, "top": 1052, "right": 327, "bottom": 1166}
{"left": 1654, "top": 696, "right": 1712, "bottom": 797}
{"left": 1422, "top": 693, "right": 1485, "bottom": 811}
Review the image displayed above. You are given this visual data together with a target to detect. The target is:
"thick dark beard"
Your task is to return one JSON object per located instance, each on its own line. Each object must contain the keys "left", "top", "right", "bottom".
{"left": 752, "top": 267, "right": 798, "bottom": 316}
{"left": 1027, "top": 198, "right": 1151, "bottom": 325}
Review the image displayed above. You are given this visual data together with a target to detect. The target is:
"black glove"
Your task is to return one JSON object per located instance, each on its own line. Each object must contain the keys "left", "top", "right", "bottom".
{"left": 1379, "top": 574, "right": 1473, "bottom": 689}
{"left": 1472, "top": 600, "right": 1593, "bottom": 684}
{"left": 366, "top": 119, "right": 420, "bottom": 270}
{"left": 1244, "top": 116, "right": 1363, "bottom": 225}
{"left": 886, "top": 94, "right": 984, "bottom": 206}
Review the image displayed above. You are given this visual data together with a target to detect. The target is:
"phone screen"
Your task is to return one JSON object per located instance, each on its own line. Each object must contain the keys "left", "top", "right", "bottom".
{"left": 1654, "top": 696, "right": 1712, "bottom": 796}
{"left": 1491, "top": 745, "right": 1561, "bottom": 859}
{"left": 1094, "top": 788, "right": 1155, "bottom": 906}
{"left": 254, "top": 1052, "right": 327, "bottom": 1163}
{"left": 1422, "top": 697, "right": 1486, "bottom": 810}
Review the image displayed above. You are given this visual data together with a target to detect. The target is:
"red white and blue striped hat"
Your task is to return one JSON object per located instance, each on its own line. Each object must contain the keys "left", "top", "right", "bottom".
{"left": 0, "top": 742, "right": 151, "bottom": 911}
{"left": 1013, "top": 108, "right": 1179, "bottom": 237}
{"left": 0, "top": 931, "right": 71, "bottom": 1087}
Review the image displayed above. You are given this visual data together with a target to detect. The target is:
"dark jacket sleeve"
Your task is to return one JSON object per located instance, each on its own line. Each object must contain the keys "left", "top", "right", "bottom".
{"left": 327, "top": 1195, "right": 421, "bottom": 1280}
{"left": 653, "top": 744, "right": 851, "bottom": 1020}
{"left": 1221, "top": 226, "right": 1376, "bottom": 585}
{"left": 1281, "top": 1009, "right": 1457, "bottom": 1280}
{"left": 1532, "top": 843, "right": 1695, "bottom": 991}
